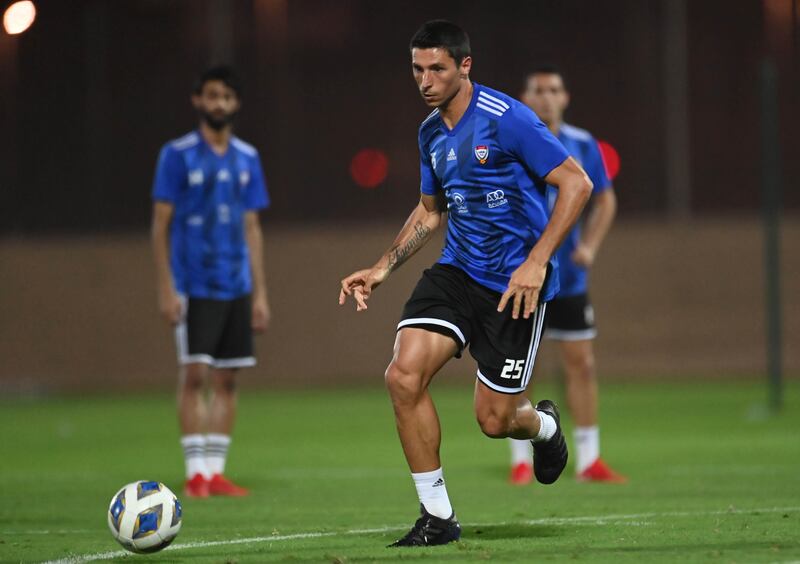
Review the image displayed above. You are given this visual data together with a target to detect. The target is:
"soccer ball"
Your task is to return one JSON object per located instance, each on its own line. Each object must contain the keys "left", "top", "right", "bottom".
{"left": 107, "top": 481, "right": 182, "bottom": 553}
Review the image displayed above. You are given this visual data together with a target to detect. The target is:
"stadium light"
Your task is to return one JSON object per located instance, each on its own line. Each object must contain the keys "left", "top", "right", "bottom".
{"left": 3, "top": 1, "right": 36, "bottom": 35}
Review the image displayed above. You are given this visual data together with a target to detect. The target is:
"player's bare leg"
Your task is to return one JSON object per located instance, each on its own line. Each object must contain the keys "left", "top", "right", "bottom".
{"left": 385, "top": 328, "right": 456, "bottom": 473}
{"left": 559, "top": 340, "right": 626, "bottom": 482}
{"left": 385, "top": 327, "right": 463, "bottom": 546}
{"left": 206, "top": 367, "right": 248, "bottom": 496}
{"left": 476, "top": 381, "right": 567, "bottom": 485}
{"left": 178, "top": 363, "right": 209, "bottom": 434}
{"left": 178, "top": 363, "right": 211, "bottom": 497}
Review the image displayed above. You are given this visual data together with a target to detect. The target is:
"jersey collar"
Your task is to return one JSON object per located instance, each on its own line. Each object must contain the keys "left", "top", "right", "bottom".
{"left": 439, "top": 82, "right": 480, "bottom": 137}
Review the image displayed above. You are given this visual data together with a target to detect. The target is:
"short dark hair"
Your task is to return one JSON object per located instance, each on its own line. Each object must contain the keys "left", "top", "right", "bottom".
{"left": 409, "top": 20, "right": 471, "bottom": 66}
{"left": 194, "top": 65, "right": 243, "bottom": 97}
{"left": 526, "top": 64, "right": 567, "bottom": 88}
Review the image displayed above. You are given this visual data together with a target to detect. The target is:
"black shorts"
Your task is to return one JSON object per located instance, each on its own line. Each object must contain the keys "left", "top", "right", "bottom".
{"left": 175, "top": 294, "right": 255, "bottom": 368}
{"left": 544, "top": 293, "right": 597, "bottom": 341}
{"left": 398, "top": 264, "right": 547, "bottom": 394}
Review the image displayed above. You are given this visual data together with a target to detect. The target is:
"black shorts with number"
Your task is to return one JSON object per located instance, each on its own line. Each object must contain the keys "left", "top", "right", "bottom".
{"left": 398, "top": 264, "right": 547, "bottom": 394}
{"left": 175, "top": 294, "right": 256, "bottom": 369}
{"left": 544, "top": 293, "right": 597, "bottom": 341}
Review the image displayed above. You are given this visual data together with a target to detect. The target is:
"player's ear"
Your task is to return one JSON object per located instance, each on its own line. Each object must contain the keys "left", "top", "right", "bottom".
{"left": 458, "top": 56, "right": 472, "bottom": 78}
{"left": 563, "top": 90, "right": 571, "bottom": 111}
{"left": 190, "top": 94, "right": 202, "bottom": 110}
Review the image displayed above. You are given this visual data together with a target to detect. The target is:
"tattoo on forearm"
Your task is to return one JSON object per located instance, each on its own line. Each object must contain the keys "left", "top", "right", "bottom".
{"left": 387, "top": 221, "right": 431, "bottom": 272}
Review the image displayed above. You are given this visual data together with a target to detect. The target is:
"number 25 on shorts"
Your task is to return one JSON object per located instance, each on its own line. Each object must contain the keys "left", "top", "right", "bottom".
{"left": 500, "top": 359, "right": 525, "bottom": 380}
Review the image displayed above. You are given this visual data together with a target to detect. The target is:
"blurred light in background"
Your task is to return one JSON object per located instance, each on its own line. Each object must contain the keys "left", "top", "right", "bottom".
{"left": 3, "top": 1, "right": 36, "bottom": 35}
{"left": 598, "top": 140, "right": 621, "bottom": 181}
{"left": 349, "top": 148, "right": 389, "bottom": 189}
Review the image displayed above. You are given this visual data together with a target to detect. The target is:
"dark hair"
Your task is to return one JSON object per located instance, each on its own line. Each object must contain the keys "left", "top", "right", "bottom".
{"left": 526, "top": 64, "right": 567, "bottom": 88}
{"left": 194, "top": 65, "right": 243, "bottom": 97}
{"left": 409, "top": 20, "right": 471, "bottom": 66}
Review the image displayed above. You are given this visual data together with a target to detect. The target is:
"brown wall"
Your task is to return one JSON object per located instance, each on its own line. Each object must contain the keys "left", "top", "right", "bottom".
{"left": 1, "top": 217, "right": 798, "bottom": 395}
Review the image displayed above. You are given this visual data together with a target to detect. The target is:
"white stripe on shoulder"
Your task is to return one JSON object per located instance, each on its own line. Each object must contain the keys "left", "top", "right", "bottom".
{"left": 477, "top": 91, "right": 510, "bottom": 110}
{"left": 421, "top": 108, "right": 440, "bottom": 126}
{"left": 170, "top": 132, "right": 200, "bottom": 151}
{"left": 476, "top": 95, "right": 508, "bottom": 114}
{"left": 560, "top": 123, "right": 593, "bottom": 142}
{"left": 476, "top": 102, "right": 504, "bottom": 117}
{"left": 231, "top": 137, "right": 258, "bottom": 157}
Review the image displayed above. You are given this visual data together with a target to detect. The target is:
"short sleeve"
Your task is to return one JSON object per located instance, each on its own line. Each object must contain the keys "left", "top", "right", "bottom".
{"left": 418, "top": 131, "right": 441, "bottom": 196}
{"left": 245, "top": 154, "right": 270, "bottom": 210}
{"left": 585, "top": 139, "right": 612, "bottom": 194}
{"left": 152, "top": 145, "right": 184, "bottom": 203}
{"left": 501, "top": 106, "right": 569, "bottom": 181}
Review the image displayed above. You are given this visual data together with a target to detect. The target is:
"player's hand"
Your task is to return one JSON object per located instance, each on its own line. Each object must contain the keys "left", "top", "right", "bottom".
{"left": 571, "top": 243, "right": 596, "bottom": 268}
{"left": 158, "top": 288, "right": 182, "bottom": 326}
{"left": 252, "top": 294, "right": 270, "bottom": 333}
{"left": 338, "top": 267, "right": 389, "bottom": 312}
{"left": 497, "top": 258, "right": 547, "bottom": 320}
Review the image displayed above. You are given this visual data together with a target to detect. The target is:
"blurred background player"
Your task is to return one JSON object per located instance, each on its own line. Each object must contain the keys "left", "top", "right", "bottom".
{"left": 508, "top": 65, "right": 624, "bottom": 485}
{"left": 340, "top": 21, "right": 592, "bottom": 546}
{"left": 151, "top": 66, "right": 271, "bottom": 497}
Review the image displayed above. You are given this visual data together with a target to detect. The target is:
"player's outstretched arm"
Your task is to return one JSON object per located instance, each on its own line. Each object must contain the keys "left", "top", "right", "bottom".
{"left": 572, "top": 188, "right": 617, "bottom": 267}
{"left": 499, "top": 157, "right": 592, "bottom": 319}
{"left": 339, "top": 193, "right": 444, "bottom": 312}
{"left": 151, "top": 201, "right": 182, "bottom": 325}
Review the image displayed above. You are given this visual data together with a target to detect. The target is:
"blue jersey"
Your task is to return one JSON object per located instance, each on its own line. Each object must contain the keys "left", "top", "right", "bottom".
{"left": 546, "top": 124, "right": 612, "bottom": 298}
{"left": 152, "top": 131, "right": 270, "bottom": 300}
{"left": 419, "top": 83, "right": 569, "bottom": 300}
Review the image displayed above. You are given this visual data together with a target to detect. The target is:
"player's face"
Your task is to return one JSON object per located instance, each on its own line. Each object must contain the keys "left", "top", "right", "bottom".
{"left": 411, "top": 48, "right": 471, "bottom": 108}
{"left": 522, "top": 73, "right": 569, "bottom": 126}
{"left": 191, "top": 80, "right": 240, "bottom": 131}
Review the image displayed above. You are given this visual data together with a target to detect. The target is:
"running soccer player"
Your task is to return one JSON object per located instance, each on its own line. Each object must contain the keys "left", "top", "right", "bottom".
{"left": 508, "top": 66, "right": 625, "bottom": 485}
{"left": 339, "top": 21, "right": 592, "bottom": 546}
{"left": 151, "top": 66, "right": 270, "bottom": 498}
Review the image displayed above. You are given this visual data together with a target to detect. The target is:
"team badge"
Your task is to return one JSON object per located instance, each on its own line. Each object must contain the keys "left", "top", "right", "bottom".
{"left": 474, "top": 145, "right": 489, "bottom": 164}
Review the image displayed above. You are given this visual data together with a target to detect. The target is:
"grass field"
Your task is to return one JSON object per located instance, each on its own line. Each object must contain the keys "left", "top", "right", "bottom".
{"left": 1, "top": 380, "right": 799, "bottom": 563}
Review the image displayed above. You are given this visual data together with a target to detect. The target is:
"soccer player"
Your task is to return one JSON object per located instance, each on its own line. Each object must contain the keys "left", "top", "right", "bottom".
{"left": 151, "top": 66, "right": 270, "bottom": 498}
{"left": 508, "top": 66, "right": 624, "bottom": 485}
{"left": 339, "top": 21, "right": 592, "bottom": 546}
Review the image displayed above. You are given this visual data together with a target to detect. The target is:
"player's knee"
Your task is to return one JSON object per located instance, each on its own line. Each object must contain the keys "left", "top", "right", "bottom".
{"left": 213, "top": 374, "right": 237, "bottom": 394}
{"left": 384, "top": 361, "right": 424, "bottom": 402}
{"left": 476, "top": 411, "right": 513, "bottom": 439}
{"left": 181, "top": 370, "right": 205, "bottom": 393}
{"left": 569, "top": 353, "right": 595, "bottom": 381}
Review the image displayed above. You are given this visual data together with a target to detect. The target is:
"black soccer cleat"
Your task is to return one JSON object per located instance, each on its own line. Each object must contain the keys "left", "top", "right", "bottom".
{"left": 532, "top": 399, "right": 569, "bottom": 485}
{"left": 388, "top": 504, "right": 461, "bottom": 547}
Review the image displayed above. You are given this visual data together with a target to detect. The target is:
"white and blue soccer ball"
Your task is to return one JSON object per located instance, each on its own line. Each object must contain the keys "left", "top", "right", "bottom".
{"left": 107, "top": 481, "right": 182, "bottom": 554}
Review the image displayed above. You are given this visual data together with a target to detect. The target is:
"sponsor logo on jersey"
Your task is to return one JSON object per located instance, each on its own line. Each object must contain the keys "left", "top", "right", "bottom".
{"left": 447, "top": 148, "right": 457, "bottom": 162}
{"left": 188, "top": 169, "right": 204, "bottom": 186}
{"left": 486, "top": 189, "right": 508, "bottom": 209}
{"left": 474, "top": 145, "right": 489, "bottom": 164}
{"left": 239, "top": 171, "right": 250, "bottom": 186}
{"left": 449, "top": 191, "right": 469, "bottom": 215}
{"left": 217, "top": 169, "right": 231, "bottom": 182}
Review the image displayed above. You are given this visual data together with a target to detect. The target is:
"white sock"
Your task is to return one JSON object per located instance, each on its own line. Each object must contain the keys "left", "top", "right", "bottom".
{"left": 205, "top": 433, "right": 231, "bottom": 476}
{"left": 574, "top": 426, "right": 600, "bottom": 474}
{"left": 509, "top": 439, "right": 532, "bottom": 465}
{"left": 412, "top": 468, "right": 453, "bottom": 519}
{"left": 180, "top": 434, "right": 209, "bottom": 479}
{"left": 533, "top": 410, "right": 557, "bottom": 443}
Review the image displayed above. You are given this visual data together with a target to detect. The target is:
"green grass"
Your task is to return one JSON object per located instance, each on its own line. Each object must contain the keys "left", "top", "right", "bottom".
{"left": 1, "top": 381, "right": 799, "bottom": 563}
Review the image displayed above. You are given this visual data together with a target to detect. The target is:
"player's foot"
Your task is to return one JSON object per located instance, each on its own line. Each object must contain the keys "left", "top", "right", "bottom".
{"left": 532, "top": 400, "right": 568, "bottom": 485}
{"left": 183, "top": 473, "right": 210, "bottom": 498}
{"left": 388, "top": 505, "right": 461, "bottom": 547}
{"left": 577, "top": 458, "right": 628, "bottom": 483}
{"left": 509, "top": 462, "right": 534, "bottom": 485}
{"left": 208, "top": 474, "right": 250, "bottom": 496}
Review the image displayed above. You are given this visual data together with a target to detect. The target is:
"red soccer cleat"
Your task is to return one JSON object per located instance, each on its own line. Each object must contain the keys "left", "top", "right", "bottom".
{"left": 208, "top": 474, "right": 250, "bottom": 496}
{"left": 577, "top": 458, "right": 628, "bottom": 483}
{"left": 509, "top": 462, "right": 534, "bottom": 485}
{"left": 184, "top": 473, "right": 210, "bottom": 498}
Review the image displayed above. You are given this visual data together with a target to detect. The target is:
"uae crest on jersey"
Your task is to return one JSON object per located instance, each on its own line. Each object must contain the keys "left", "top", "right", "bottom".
{"left": 474, "top": 145, "right": 489, "bottom": 164}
